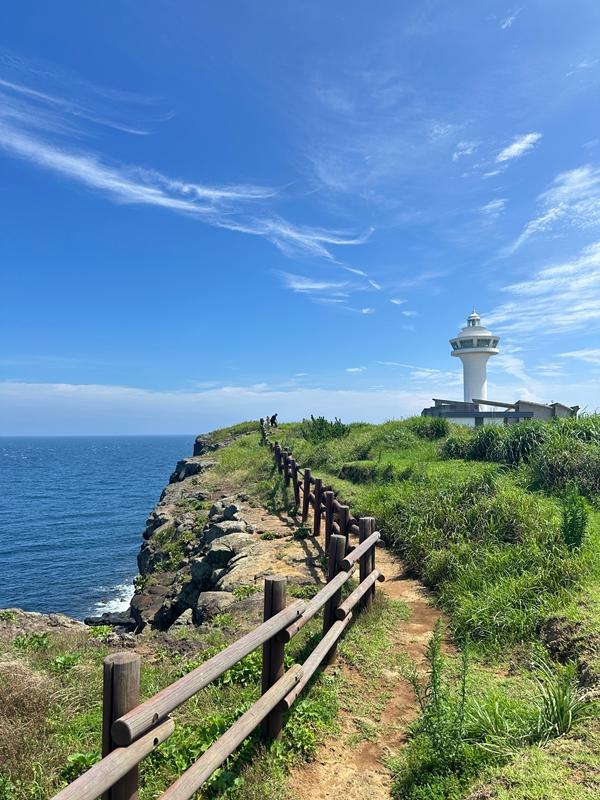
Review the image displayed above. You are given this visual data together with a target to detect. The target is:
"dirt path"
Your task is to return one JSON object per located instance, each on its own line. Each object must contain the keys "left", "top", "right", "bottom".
{"left": 287, "top": 543, "right": 444, "bottom": 800}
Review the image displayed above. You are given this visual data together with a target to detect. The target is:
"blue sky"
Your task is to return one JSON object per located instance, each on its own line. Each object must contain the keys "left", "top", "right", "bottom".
{"left": 1, "top": 1, "right": 600, "bottom": 434}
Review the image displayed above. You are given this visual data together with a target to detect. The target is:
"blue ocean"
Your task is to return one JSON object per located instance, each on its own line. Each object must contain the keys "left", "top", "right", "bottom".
{"left": 0, "top": 436, "right": 192, "bottom": 619}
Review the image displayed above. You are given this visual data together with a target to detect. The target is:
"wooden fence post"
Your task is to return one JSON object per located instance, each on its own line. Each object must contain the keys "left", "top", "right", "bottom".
{"left": 291, "top": 459, "right": 301, "bottom": 509}
{"left": 274, "top": 443, "right": 281, "bottom": 471}
{"left": 322, "top": 534, "right": 346, "bottom": 665}
{"left": 313, "top": 478, "right": 323, "bottom": 536}
{"left": 359, "top": 517, "right": 375, "bottom": 611}
{"left": 102, "top": 652, "right": 141, "bottom": 800}
{"left": 324, "top": 491, "right": 334, "bottom": 550}
{"left": 369, "top": 518, "right": 377, "bottom": 603}
{"left": 340, "top": 505, "right": 350, "bottom": 554}
{"left": 261, "top": 576, "right": 287, "bottom": 740}
{"left": 283, "top": 452, "right": 291, "bottom": 487}
{"left": 302, "top": 468, "right": 312, "bottom": 522}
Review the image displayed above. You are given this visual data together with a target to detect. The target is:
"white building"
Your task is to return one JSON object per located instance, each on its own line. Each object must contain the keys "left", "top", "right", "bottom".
{"left": 421, "top": 309, "right": 578, "bottom": 426}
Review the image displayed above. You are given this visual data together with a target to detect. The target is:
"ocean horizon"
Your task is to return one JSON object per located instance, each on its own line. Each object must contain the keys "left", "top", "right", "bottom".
{"left": 0, "top": 435, "right": 194, "bottom": 619}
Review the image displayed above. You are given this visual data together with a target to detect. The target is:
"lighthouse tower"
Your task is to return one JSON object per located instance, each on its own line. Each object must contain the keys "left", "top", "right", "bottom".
{"left": 450, "top": 310, "right": 499, "bottom": 403}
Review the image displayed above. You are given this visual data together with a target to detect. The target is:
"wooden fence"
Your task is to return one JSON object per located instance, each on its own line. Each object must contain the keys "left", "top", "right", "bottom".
{"left": 51, "top": 421, "right": 383, "bottom": 800}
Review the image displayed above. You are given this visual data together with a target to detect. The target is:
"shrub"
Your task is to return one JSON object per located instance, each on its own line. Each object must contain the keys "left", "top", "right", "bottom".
{"left": 560, "top": 484, "right": 589, "bottom": 550}
{"left": 370, "top": 421, "right": 418, "bottom": 453}
{"left": 299, "top": 415, "right": 349, "bottom": 443}
{"left": 468, "top": 425, "right": 507, "bottom": 462}
{"left": 0, "top": 610, "right": 16, "bottom": 622}
{"left": 407, "top": 417, "right": 450, "bottom": 440}
{"left": 440, "top": 432, "right": 473, "bottom": 460}
{"left": 501, "top": 420, "right": 549, "bottom": 465}
{"left": 531, "top": 437, "right": 600, "bottom": 498}
{"left": 339, "top": 461, "right": 377, "bottom": 484}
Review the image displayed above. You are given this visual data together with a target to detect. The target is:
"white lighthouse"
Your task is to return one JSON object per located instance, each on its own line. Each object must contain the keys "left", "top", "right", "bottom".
{"left": 450, "top": 310, "right": 499, "bottom": 403}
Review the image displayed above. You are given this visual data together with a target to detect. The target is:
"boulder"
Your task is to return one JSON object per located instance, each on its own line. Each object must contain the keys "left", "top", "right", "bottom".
{"left": 193, "top": 591, "right": 236, "bottom": 623}
{"left": 203, "top": 520, "right": 247, "bottom": 546}
{"left": 223, "top": 503, "right": 241, "bottom": 520}
{"left": 172, "top": 608, "right": 194, "bottom": 627}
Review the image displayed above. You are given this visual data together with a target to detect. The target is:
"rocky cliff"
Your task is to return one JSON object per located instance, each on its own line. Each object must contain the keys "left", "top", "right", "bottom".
{"left": 124, "top": 430, "right": 325, "bottom": 634}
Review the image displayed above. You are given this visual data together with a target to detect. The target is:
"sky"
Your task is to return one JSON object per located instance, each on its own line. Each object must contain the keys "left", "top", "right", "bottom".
{"left": 1, "top": 1, "right": 600, "bottom": 434}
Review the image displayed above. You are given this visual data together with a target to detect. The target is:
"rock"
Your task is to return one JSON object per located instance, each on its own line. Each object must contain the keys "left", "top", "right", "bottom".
{"left": 223, "top": 503, "right": 241, "bottom": 520}
{"left": 193, "top": 436, "right": 221, "bottom": 457}
{"left": 83, "top": 611, "right": 137, "bottom": 631}
{"left": 172, "top": 608, "right": 194, "bottom": 627}
{"left": 193, "top": 591, "right": 236, "bottom": 623}
{"left": 203, "top": 520, "right": 247, "bottom": 546}
{"left": 103, "top": 631, "right": 137, "bottom": 647}
{"left": 209, "top": 502, "right": 225, "bottom": 518}
{"left": 169, "top": 458, "right": 215, "bottom": 484}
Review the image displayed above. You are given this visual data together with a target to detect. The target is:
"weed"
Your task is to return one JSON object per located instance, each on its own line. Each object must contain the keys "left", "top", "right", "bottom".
{"left": 288, "top": 584, "right": 321, "bottom": 599}
{"left": 59, "top": 752, "right": 99, "bottom": 783}
{"left": 232, "top": 584, "right": 261, "bottom": 599}
{"left": 260, "top": 531, "right": 279, "bottom": 540}
{"left": 0, "top": 610, "right": 16, "bottom": 622}
{"left": 51, "top": 653, "right": 82, "bottom": 673}
{"left": 560, "top": 484, "right": 589, "bottom": 549}
{"left": 87, "top": 625, "right": 112, "bottom": 638}
{"left": 292, "top": 525, "right": 311, "bottom": 540}
{"left": 13, "top": 632, "right": 50, "bottom": 651}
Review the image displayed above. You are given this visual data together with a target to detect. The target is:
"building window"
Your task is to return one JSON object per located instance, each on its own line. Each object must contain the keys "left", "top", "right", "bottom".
{"left": 492, "top": 339, "right": 498, "bottom": 347}
{"left": 460, "top": 339, "right": 474, "bottom": 348}
{"left": 451, "top": 341, "right": 459, "bottom": 350}
{"left": 477, "top": 338, "right": 491, "bottom": 347}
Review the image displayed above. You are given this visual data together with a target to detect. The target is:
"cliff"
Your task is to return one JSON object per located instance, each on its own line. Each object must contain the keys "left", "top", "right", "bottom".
{"left": 126, "top": 426, "right": 325, "bottom": 633}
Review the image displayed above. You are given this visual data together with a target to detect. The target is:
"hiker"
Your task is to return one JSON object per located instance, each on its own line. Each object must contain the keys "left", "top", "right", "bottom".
{"left": 269, "top": 413, "right": 278, "bottom": 427}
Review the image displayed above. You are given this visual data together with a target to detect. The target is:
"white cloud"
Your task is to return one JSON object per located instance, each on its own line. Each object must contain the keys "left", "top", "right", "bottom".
{"left": 500, "top": 9, "right": 521, "bottom": 30}
{"left": 487, "top": 241, "right": 600, "bottom": 334}
{"left": 507, "top": 165, "right": 600, "bottom": 253}
{"left": 496, "top": 132, "right": 542, "bottom": 163}
{"left": 401, "top": 310, "right": 418, "bottom": 317}
{"left": 278, "top": 272, "right": 348, "bottom": 293}
{"left": 452, "top": 140, "right": 478, "bottom": 161}
{"left": 369, "top": 280, "right": 382, "bottom": 290}
{"left": 390, "top": 298, "right": 406, "bottom": 305}
{"left": 346, "top": 367, "right": 366, "bottom": 373}
{"left": 481, "top": 198, "right": 507, "bottom": 217}
{"left": 559, "top": 348, "right": 600, "bottom": 365}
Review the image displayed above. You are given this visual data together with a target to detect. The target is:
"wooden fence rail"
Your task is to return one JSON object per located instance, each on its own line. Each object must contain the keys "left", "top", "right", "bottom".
{"left": 51, "top": 419, "right": 382, "bottom": 800}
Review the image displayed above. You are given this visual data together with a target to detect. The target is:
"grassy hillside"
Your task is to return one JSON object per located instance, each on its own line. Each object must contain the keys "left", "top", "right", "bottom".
{"left": 219, "top": 414, "right": 600, "bottom": 799}
{"left": 2, "top": 415, "right": 599, "bottom": 800}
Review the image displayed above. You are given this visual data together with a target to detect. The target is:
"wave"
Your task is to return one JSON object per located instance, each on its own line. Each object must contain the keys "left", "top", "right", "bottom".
{"left": 92, "top": 581, "right": 135, "bottom": 615}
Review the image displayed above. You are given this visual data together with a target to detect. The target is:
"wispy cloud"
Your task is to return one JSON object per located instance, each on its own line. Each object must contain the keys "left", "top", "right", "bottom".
{"left": 390, "top": 298, "right": 406, "bottom": 305}
{"left": 559, "top": 348, "right": 600, "bottom": 366}
{"left": 481, "top": 198, "right": 507, "bottom": 218}
{"left": 496, "top": 132, "right": 542, "bottom": 163}
{"left": 346, "top": 366, "right": 366, "bottom": 373}
{"left": 452, "top": 140, "right": 478, "bottom": 161}
{"left": 506, "top": 165, "right": 600, "bottom": 253}
{"left": 278, "top": 272, "right": 348, "bottom": 293}
{"left": 500, "top": 9, "right": 521, "bottom": 30}
{"left": 487, "top": 241, "right": 600, "bottom": 334}
{"left": 0, "top": 57, "right": 371, "bottom": 265}
{"left": 402, "top": 310, "right": 419, "bottom": 317}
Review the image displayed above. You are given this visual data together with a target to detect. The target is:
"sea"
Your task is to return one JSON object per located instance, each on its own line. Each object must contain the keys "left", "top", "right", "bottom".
{"left": 0, "top": 435, "right": 193, "bottom": 619}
